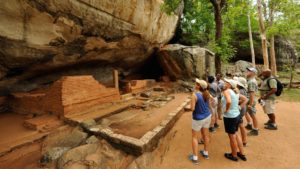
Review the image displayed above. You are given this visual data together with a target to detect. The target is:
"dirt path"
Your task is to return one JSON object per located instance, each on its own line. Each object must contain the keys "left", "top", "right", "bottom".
{"left": 152, "top": 100, "right": 300, "bottom": 169}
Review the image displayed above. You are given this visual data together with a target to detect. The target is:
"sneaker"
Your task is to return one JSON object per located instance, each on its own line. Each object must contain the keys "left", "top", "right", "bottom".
{"left": 243, "top": 142, "right": 248, "bottom": 147}
{"left": 214, "top": 123, "right": 220, "bottom": 129}
{"left": 264, "top": 120, "right": 272, "bottom": 125}
{"left": 224, "top": 153, "right": 238, "bottom": 162}
{"left": 188, "top": 154, "right": 199, "bottom": 164}
{"left": 209, "top": 127, "right": 216, "bottom": 133}
{"left": 237, "top": 152, "right": 247, "bottom": 161}
{"left": 265, "top": 124, "right": 278, "bottom": 130}
{"left": 248, "top": 129, "right": 259, "bottom": 136}
{"left": 200, "top": 150, "right": 209, "bottom": 159}
{"left": 245, "top": 124, "right": 253, "bottom": 130}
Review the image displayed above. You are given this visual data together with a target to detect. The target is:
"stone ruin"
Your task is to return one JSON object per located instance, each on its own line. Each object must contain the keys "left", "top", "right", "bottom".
{"left": 0, "top": 73, "right": 191, "bottom": 168}
{"left": 10, "top": 76, "right": 121, "bottom": 118}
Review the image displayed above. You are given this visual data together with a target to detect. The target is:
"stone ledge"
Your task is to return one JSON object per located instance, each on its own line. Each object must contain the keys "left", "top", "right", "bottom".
{"left": 86, "top": 98, "right": 191, "bottom": 156}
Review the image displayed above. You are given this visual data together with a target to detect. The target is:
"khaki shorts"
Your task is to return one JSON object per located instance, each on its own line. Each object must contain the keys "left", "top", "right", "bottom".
{"left": 192, "top": 115, "right": 211, "bottom": 131}
{"left": 210, "top": 97, "right": 218, "bottom": 115}
{"left": 263, "top": 100, "right": 275, "bottom": 114}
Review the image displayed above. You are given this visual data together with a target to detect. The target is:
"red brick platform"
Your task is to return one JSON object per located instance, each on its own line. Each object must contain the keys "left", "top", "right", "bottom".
{"left": 11, "top": 76, "right": 121, "bottom": 118}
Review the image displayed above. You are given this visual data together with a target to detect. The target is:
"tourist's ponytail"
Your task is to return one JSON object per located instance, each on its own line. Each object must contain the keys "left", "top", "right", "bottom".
{"left": 200, "top": 85, "right": 210, "bottom": 102}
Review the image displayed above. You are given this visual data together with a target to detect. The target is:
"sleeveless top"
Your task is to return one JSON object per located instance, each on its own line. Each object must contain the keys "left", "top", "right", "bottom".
{"left": 193, "top": 92, "right": 211, "bottom": 120}
{"left": 222, "top": 89, "right": 240, "bottom": 118}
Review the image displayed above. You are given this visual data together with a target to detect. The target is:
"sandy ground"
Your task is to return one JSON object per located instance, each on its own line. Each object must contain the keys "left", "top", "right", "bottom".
{"left": 153, "top": 100, "right": 300, "bottom": 169}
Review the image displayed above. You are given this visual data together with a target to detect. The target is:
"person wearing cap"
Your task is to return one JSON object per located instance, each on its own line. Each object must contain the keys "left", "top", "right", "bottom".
{"left": 236, "top": 77, "right": 249, "bottom": 146}
{"left": 259, "top": 69, "right": 278, "bottom": 130}
{"left": 245, "top": 67, "right": 259, "bottom": 136}
{"left": 222, "top": 78, "right": 248, "bottom": 161}
{"left": 188, "top": 79, "right": 212, "bottom": 164}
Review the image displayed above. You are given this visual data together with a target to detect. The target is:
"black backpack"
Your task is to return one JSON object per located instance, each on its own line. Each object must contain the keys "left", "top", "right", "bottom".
{"left": 267, "top": 78, "right": 283, "bottom": 96}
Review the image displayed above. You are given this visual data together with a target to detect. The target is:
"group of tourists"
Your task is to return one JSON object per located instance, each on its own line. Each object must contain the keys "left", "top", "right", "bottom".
{"left": 189, "top": 67, "right": 279, "bottom": 164}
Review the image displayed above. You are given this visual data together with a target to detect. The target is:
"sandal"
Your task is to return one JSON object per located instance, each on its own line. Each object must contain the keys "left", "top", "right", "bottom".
{"left": 237, "top": 152, "right": 247, "bottom": 161}
{"left": 224, "top": 153, "right": 238, "bottom": 162}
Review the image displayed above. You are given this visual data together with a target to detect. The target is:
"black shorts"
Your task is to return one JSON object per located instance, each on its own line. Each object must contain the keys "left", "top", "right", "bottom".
{"left": 223, "top": 116, "right": 240, "bottom": 134}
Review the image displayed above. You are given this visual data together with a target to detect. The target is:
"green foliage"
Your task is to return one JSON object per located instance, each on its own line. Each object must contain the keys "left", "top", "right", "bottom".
{"left": 266, "top": 0, "right": 300, "bottom": 38}
{"left": 161, "top": 0, "right": 300, "bottom": 63}
{"left": 180, "top": 0, "right": 215, "bottom": 45}
{"left": 161, "top": 0, "right": 182, "bottom": 15}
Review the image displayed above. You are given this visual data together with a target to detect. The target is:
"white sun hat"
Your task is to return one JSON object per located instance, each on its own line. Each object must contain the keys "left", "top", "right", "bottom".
{"left": 237, "top": 77, "right": 248, "bottom": 89}
{"left": 224, "top": 78, "right": 237, "bottom": 89}
{"left": 195, "top": 78, "right": 208, "bottom": 89}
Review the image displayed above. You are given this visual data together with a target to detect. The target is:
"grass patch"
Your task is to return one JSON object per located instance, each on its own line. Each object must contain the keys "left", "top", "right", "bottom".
{"left": 280, "top": 88, "right": 300, "bottom": 102}
{"left": 277, "top": 71, "right": 300, "bottom": 84}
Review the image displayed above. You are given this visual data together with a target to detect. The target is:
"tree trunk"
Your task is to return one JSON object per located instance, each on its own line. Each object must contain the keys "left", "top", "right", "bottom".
{"left": 248, "top": 12, "right": 255, "bottom": 66}
{"left": 289, "top": 59, "right": 296, "bottom": 89}
{"left": 210, "top": 0, "right": 226, "bottom": 74}
{"left": 270, "top": 36, "right": 277, "bottom": 75}
{"left": 257, "top": 0, "right": 269, "bottom": 69}
{"left": 269, "top": 1, "right": 277, "bottom": 75}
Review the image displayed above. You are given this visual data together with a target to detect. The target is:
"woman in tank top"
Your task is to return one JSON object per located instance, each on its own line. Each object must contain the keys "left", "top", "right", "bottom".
{"left": 188, "top": 79, "right": 212, "bottom": 164}
{"left": 222, "top": 78, "right": 248, "bottom": 162}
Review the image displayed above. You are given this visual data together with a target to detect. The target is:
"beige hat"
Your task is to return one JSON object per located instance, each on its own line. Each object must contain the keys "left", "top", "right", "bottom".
{"left": 195, "top": 78, "right": 208, "bottom": 89}
{"left": 224, "top": 78, "right": 237, "bottom": 89}
{"left": 237, "top": 77, "right": 248, "bottom": 89}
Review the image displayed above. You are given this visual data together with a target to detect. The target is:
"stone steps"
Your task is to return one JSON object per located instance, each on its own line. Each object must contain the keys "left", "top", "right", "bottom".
{"left": 64, "top": 99, "right": 141, "bottom": 125}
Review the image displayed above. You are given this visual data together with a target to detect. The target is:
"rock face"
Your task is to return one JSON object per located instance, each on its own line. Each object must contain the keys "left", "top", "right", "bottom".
{"left": 233, "top": 32, "right": 298, "bottom": 68}
{"left": 157, "top": 44, "right": 215, "bottom": 80}
{"left": 57, "top": 140, "right": 133, "bottom": 169}
{"left": 0, "top": 0, "right": 181, "bottom": 94}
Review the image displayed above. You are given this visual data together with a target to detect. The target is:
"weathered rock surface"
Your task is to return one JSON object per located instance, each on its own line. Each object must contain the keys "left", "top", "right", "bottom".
{"left": 158, "top": 44, "right": 215, "bottom": 80}
{"left": 57, "top": 140, "right": 133, "bottom": 169}
{"left": 0, "top": 0, "right": 182, "bottom": 94}
{"left": 40, "top": 127, "right": 88, "bottom": 166}
{"left": 233, "top": 32, "right": 298, "bottom": 68}
{"left": 222, "top": 60, "right": 264, "bottom": 76}
{"left": 42, "top": 127, "right": 88, "bottom": 154}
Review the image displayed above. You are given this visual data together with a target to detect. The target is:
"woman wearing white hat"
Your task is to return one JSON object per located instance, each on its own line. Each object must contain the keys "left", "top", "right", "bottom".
{"left": 222, "top": 78, "right": 248, "bottom": 161}
{"left": 189, "top": 78, "right": 212, "bottom": 164}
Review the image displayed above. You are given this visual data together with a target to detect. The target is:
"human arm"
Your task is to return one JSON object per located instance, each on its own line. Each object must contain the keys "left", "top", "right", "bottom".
{"left": 223, "top": 90, "right": 231, "bottom": 113}
{"left": 260, "top": 79, "right": 277, "bottom": 99}
{"left": 248, "top": 91, "right": 255, "bottom": 109}
{"left": 190, "top": 93, "right": 197, "bottom": 112}
{"left": 239, "top": 94, "right": 248, "bottom": 109}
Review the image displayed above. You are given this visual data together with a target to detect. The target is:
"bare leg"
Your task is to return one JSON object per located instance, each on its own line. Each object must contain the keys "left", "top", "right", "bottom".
{"left": 210, "top": 113, "right": 216, "bottom": 128}
{"left": 250, "top": 113, "right": 258, "bottom": 129}
{"left": 245, "top": 112, "right": 252, "bottom": 124}
{"left": 215, "top": 110, "right": 219, "bottom": 125}
{"left": 192, "top": 130, "right": 199, "bottom": 157}
{"left": 236, "top": 133, "right": 245, "bottom": 155}
{"left": 239, "top": 123, "right": 247, "bottom": 144}
{"left": 201, "top": 128, "right": 210, "bottom": 152}
{"left": 228, "top": 134, "right": 238, "bottom": 157}
{"left": 268, "top": 113, "right": 276, "bottom": 124}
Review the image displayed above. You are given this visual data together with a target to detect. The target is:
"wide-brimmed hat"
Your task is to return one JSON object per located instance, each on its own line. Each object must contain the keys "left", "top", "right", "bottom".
{"left": 237, "top": 77, "right": 248, "bottom": 89}
{"left": 224, "top": 78, "right": 237, "bottom": 89}
{"left": 195, "top": 78, "right": 208, "bottom": 89}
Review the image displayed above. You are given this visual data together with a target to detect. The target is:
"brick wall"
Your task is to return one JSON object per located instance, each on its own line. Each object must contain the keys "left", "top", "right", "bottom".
{"left": 10, "top": 76, "right": 120, "bottom": 117}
